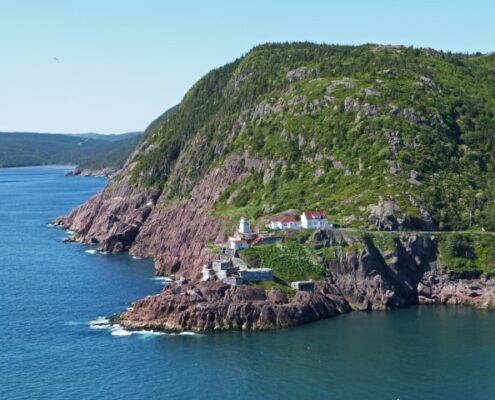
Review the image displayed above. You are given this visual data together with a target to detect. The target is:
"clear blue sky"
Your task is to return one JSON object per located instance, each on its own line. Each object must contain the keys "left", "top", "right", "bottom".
{"left": 1, "top": 0, "right": 493, "bottom": 134}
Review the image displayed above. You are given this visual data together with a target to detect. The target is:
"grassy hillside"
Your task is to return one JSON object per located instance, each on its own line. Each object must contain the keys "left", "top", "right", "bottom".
{"left": 124, "top": 43, "right": 495, "bottom": 231}
{"left": 0, "top": 131, "right": 142, "bottom": 170}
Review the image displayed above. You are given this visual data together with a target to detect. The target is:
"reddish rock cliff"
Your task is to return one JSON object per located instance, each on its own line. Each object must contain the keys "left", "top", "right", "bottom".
{"left": 56, "top": 154, "right": 265, "bottom": 278}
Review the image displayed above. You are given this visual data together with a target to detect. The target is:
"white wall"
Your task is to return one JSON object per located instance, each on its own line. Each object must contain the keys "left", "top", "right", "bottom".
{"left": 301, "top": 216, "right": 328, "bottom": 229}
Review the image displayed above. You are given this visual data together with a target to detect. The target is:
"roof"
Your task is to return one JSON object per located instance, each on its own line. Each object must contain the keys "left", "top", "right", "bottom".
{"left": 231, "top": 239, "right": 247, "bottom": 244}
{"left": 271, "top": 217, "right": 297, "bottom": 223}
{"left": 303, "top": 211, "right": 327, "bottom": 219}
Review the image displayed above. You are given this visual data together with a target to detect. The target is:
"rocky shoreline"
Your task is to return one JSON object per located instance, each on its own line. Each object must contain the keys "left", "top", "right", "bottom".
{"left": 113, "top": 235, "right": 495, "bottom": 333}
{"left": 65, "top": 167, "right": 119, "bottom": 179}
{"left": 113, "top": 274, "right": 495, "bottom": 333}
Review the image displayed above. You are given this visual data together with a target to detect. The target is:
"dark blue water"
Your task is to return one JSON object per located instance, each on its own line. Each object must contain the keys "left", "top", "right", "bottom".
{"left": 1, "top": 167, "right": 495, "bottom": 400}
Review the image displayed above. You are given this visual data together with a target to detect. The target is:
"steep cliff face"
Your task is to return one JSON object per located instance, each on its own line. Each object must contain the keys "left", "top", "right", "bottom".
{"left": 316, "top": 230, "right": 436, "bottom": 310}
{"left": 56, "top": 154, "right": 267, "bottom": 278}
{"left": 56, "top": 174, "right": 159, "bottom": 253}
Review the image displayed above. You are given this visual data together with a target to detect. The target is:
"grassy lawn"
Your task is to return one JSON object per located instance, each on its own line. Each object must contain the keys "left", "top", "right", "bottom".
{"left": 240, "top": 240, "right": 325, "bottom": 283}
{"left": 248, "top": 280, "right": 297, "bottom": 298}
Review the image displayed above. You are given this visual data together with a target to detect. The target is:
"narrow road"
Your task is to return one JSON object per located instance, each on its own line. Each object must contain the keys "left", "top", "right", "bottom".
{"left": 332, "top": 227, "right": 495, "bottom": 236}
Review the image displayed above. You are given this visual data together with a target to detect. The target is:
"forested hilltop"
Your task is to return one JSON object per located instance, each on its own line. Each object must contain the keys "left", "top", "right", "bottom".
{"left": 0, "top": 131, "right": 142, "bottom": 171}
{"left": 126, "top": 43, "right": 495, "bottom": 232}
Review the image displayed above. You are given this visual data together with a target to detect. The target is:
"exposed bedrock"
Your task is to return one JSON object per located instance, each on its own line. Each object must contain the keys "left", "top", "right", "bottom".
{"left": 119, "top": 280, "right": 351, "bottom": 332}
{"left": 315, "top": 230, "right": 437, "bottom": 310}
{"left": 55, "top": 154, "right": 266, "bottom": 277}
{"left": 418, "top": 272, "right": 495, "bottom": 309}
{"left": 55, "top": 174, "right": 159, "bottom": 252}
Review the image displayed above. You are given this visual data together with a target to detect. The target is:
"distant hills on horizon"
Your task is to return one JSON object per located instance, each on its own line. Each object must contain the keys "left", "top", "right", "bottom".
{"left": 0, "top": 130, "right": 143, "bottom": 170}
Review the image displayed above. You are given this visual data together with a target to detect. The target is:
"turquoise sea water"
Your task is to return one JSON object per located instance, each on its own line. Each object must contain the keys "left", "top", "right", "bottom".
{"left": 1, "top": 167, "right": 495, "bottom": 400}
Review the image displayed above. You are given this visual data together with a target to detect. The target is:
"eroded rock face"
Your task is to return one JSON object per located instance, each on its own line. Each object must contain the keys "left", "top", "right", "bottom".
{"left": 131, "top": 155, "right": 264, "bottom": 278}
{"left": 368, "top": 197, "right": 402, "bottom": 230}
{"left": 286, "top": 67, "right": 308, "bottom": 82}
{"left": 54, "top": 174, "right": 160, "bottom": 252}
{"left": 65, "top": 168, "right": 119, "bottom": 179}
{"left": 321, "top": 231, "right": 435, "bottom": 310}
{"left": 119, "top": 280, "right": 351, "bottom": 332}
{"left": 55, "top": 154, "right": 266, "bottom": 278}
{"left": 418, "top": 272, "right": 495, "bottom": 308}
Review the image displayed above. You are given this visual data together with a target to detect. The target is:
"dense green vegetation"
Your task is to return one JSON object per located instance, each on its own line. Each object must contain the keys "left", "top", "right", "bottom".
{"left": 248, "top": 281, "right": 297, "bottom": 298}
{"left": 240, "top": 240, "right": 325, "bottom": 283}
{"left": 0, "top": 131, "right": 142, "bottom": 170}
{"left": 127, "top": 43, "right": 495, "bottom": 233}
{"left": 437, "top": 233, "right": 495, "bottom": 276}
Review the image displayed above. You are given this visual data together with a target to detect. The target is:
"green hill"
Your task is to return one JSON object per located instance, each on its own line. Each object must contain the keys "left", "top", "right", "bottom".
{"left": 125, "top": 43, "right": 495, "bottom": 232}
{"left": 0, "top": 131, "right": 143, "bottom": 170}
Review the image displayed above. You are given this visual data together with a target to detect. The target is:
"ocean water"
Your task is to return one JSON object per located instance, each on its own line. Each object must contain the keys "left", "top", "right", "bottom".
{"left": 1, "top": 167, "right": 495, "bottom": 400}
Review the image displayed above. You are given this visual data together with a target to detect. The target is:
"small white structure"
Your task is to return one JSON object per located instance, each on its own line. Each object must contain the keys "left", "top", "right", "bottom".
{"left": 268, "top": 217, "right": 300, "bottom": 231}
{"left": 223, "top": 276, "right": 244, "bottom": 286}
{"left": 201, "top": 265, "right": 216, "bottom": 281}
{"left": 301, "top": 211, "right": 328, "bottom": 229}
{"left": 230, "top": 238, "right": 249, "bottom": 251}
{"left": 291, "top": 281, "right": 315, "bottom": 292}
{"left": 212, "top": 260, "right": 232, "bottom": 271}
{"left": 238, "top": 216, "right": 251, "bottom": 234}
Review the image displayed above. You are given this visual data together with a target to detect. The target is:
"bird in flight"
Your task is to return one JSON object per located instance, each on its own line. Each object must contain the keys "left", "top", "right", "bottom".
{"left": 53, "top": 57, "right": 61, "bottom": 63}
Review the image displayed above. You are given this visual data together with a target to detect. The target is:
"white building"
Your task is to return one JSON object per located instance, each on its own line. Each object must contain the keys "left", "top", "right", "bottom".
{"left": 238, "top": 216, "right": 251, "bottom": 234}
{"left": 301, "top": 211, "right": 328, "bottom": 229}
{"left": 268, "top": 217, "right": 301, "bottom": 230}
{"left": 230, "top": 238, "right": 249, "bottom": 251}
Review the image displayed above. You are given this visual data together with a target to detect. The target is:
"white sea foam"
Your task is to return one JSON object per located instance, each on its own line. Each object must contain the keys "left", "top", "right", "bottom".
{"left": 131, "top": 255, "right": 142, "bottom": 260}
{"left": 179, "top": 331, "right": 196, "bottom": 336}
{"left": 153, "top": 276, "right": 173, "bottom": 283}
{"left": 89, "top": 316, "right": 110, "bottom": 329}
{"left": 135, "top": 330, "right": 166, "bottom": 336}
{"left": 89, "top": 317, "right": 172, "bottom": 338}
{"left": 111, "top": 329, "right": 132, "bottom": 337}
{"left": 85, "top": 249, "right": 97, "bottom": 254}
{"left": 47, "top": 223, "right": 55, "bottom": 228}
{"left": 65, "top": 230, "right": 74, "bottom": 235}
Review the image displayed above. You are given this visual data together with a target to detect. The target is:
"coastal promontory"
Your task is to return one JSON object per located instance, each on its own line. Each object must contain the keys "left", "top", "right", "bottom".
{"left": 55, "top": 43, "right": 495, "bottom": 332}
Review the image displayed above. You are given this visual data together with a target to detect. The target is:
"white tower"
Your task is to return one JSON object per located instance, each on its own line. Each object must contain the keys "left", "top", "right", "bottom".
{"left": 239, "top": 216, "right": 250, "bottom": 234}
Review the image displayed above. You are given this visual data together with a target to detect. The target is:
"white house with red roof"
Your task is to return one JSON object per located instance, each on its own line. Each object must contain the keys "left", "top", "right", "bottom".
{"left": 301, "top": 211, "right": 329, "bottom": 229}
{"left": 268, "top": 216, "right": 301, "bottom": 230}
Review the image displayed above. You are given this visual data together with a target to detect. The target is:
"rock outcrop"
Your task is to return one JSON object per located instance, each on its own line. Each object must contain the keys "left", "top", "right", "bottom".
{"left": 418, "top": 272, "right": 495, "bottom": 309}
{"left": 119, "top": 280, "right": 351, "bottom": 332}
{"left": 65, "top": 167, "right": 119, "bottom": 178}
{"left": 315, "top": 230, "right": 436, "bottom": 310}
